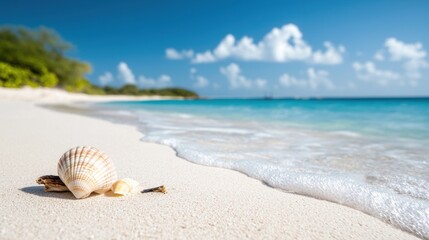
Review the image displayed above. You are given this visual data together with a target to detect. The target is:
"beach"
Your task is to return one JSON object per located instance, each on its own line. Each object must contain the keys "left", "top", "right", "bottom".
{"left": 0, "top": 89, "right": 420, "bottom": 239}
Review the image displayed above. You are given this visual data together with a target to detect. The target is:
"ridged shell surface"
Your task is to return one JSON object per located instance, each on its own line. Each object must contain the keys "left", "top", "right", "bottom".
{"left": 57, "top": 146, "right": 118, "bottom": 199}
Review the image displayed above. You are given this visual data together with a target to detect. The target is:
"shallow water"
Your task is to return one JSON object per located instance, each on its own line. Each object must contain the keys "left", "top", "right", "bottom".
{"left": 100, "top": 98, "right": 429, "bottom": 238}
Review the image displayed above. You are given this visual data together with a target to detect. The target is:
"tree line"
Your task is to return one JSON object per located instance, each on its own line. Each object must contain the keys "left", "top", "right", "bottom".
{"left": 0, "top": 26, "right": 198, "bottom": 98}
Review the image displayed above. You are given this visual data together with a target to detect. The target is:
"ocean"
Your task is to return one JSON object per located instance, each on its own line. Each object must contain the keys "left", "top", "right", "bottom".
{"left": 98, "top": 98, "right": 429, "bottom": 238}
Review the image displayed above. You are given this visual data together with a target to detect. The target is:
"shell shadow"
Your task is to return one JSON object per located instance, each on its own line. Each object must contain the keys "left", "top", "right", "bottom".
{"left": 20, "top": 186, "right": 76, "bottom": 200}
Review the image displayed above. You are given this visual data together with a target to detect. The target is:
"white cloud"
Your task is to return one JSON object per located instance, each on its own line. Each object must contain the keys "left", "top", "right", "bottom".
{"left": 255, "top": 79, "right": 267, "bottom": 88}
{"left": 193, "top": 51, "right": 217, "bottom": 63}
{"left": 118, "top": 62, "right": 136, "bottom": 84}
{"left": 167, "top": 23, "right": 345, "bottom": 65}
{"left": 374, "top": 51, "right": 385, "bottom": 61}
{"left": 190, "top": 68, "right": 210, "bottom": 88}
{"left": 220, "top": 63, "right": 267, "bottom": 89}
{"left": 139, "top": 74, "right": 172, "bottom": 87}
{"left": 165, "top": 48, "right": 194, "bottom": 60}
{"left": 98, "top": 62, "right": 172, "bottom": 88}
{"left": 404, "top": 59, "right": 428, "bottom": 80}
{"left": 220, "top": 63, "right": 251, "bottom": 88}
{"left": 279, "top": 74, "right": 307, "bottom": 88}
{"left": 354, "top": 38, "right": 428, "bottom": 86}
{"left": 98, "top": 72, "right": 113, "bottom": 86}
{"left": 385, "top": 38, "right": 426, "bottom": 61}
{"left": 352, "top": 61, "right": 401, "bottom": 86}
{"left": 383, "top": 38, "right": 428, "bottom": 80}
{"left": 159, "top": 75, "right": 171, "bottom": 84}
{"left": 312, "top": 42, "right": 346, "bottom": 65}
{"left": 194, "top": 76, "right": 209, "bottom": 88}
{"left": 279, "top": 68, "right": 335, "bottom": 90}
{"left": 307, "top": 68, "right": 335, "bottom": 90}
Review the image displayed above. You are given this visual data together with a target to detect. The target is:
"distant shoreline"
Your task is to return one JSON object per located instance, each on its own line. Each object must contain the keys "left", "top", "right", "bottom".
{"left": 2, "top": 87, "right": 428, "bottom": 103}
{"left": 0, "top": 87, "right": 183, "bottom": 103}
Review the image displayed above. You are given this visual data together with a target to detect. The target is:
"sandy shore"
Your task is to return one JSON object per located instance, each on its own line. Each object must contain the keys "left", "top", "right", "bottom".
{"left": 0, "top": 89, "right": 419, "bottom": 239}
{"left": 0, "top": 87, "right": 179, "bottom": 103}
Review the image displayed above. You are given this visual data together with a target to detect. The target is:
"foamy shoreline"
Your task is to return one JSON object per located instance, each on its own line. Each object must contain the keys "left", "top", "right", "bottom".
{"left": 0, "top": 88, "right": 419, "bottom": 239}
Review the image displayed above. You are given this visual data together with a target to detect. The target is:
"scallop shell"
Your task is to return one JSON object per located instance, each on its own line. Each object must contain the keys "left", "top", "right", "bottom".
{"left": 111, "top": 178, "right": 140, "bottom": 196}
{"left": 57, "top": 146, "right": 118, "bottom": 199}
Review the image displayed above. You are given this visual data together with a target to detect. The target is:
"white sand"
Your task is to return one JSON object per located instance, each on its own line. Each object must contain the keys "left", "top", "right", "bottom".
{"left": 0, "top": 87, "right": 179, "bottom": 103}
{"left": 0, "top": 88, "right": 419, "bottom": 239}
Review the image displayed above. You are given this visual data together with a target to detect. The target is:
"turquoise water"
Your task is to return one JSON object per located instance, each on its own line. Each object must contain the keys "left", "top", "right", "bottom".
{"left": 107, "top": 98, "right": 429, "bottom": 139}
{"left": 100, "top": 98, "right": 429, "bottom": 238}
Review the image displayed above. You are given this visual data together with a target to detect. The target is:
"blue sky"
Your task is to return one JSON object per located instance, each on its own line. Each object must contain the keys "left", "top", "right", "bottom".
{"left": 1, "top": 0, "right": 429, "bottom": 97}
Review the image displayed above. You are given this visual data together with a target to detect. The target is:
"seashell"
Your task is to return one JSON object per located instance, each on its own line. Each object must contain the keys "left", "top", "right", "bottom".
{"left": 57, "top": 146, "right": 118, "bottom": 199}
{"left": 111, "top": 178, "right": 140, "bottom": 196}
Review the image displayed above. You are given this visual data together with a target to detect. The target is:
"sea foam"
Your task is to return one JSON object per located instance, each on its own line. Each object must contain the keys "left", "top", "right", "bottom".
{"left": 101, "top": 99, "right": 429, "bottom": 238}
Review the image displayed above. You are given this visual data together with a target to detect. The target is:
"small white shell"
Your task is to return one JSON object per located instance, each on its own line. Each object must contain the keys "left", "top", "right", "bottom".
{"left": 57, "top": 146, "right": 118, "bottom": 199}
{"left": 111, "top": 178, "right": 140, "bottom": 196}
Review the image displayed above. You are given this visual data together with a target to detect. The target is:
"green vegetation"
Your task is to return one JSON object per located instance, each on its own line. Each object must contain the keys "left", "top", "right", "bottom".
{"left": 0, "top": 26, "right": 198, "bottom": 98}
{"left": 103, "top": 85, "right": 198, "bottom": 98}
{"left": 0, "top": 26, "right": 89, "bottom": 89}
